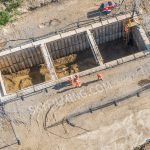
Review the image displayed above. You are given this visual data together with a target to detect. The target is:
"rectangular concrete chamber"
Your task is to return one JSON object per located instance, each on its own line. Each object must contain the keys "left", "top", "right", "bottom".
{"left": 0, "top": 46, "right": 51, "bottom": 94}
{"left": 0, "top": 13, "right": 149, "bottom": 97}
{"left": 91, "top": 18, "right": 147, "bottom": 63}
{"left": 46, "top": 31, "right": 98, "bottom": 78}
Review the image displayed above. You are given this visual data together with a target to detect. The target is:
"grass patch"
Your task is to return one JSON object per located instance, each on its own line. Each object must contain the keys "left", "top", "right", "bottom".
{"left": 0, "top": 11, "right": 10, "bottom": 25}
{"left": 0, "top": 0, "right": 22, "bottom": 25}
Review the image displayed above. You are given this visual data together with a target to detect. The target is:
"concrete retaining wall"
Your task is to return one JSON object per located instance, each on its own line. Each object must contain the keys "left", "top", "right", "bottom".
{"left": 46, "top": 32, "right": 90, "bottom": 59}
{"left": 0, "top": 46, "right": 44, "bottom": 74}
{"left": 92, "top": 19, "right": 123, "bottom": 45}
{"left": 132, "top": 26, "right": 147, "bottom": 50}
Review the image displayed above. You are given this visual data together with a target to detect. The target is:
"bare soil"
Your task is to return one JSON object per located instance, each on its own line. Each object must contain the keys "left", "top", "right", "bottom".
{"left": 0, "top": 0, "right": 150, "bottom": 150}
{"left": 54, "top": 50, "right": 97, "bottom": 78}
{"left": 3, "top": 49, "right": 97, "bottom": 93}
{"left": 3, "top": 65, "right": 51, "bottom": 93}
{"left": 99, "top": 38, "right": 139, "bottom": 63}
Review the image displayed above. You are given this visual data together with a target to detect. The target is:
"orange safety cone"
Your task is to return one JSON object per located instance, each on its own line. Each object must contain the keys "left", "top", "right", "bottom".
{"left": 97, "top": 73, "right": 103, "bottom": 80}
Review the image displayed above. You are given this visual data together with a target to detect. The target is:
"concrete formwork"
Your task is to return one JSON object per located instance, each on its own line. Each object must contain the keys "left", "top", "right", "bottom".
{"left": 92, "top": 18, "right": 123, "bottom": 45}
{"left": 0, "top": 46, "right": 44, "bottom": 74}
{"left": 46, "top": 32, "right": 90, "bottom": 60}
{"left": 0, "top": 13, "right": 150, "bottom": 102}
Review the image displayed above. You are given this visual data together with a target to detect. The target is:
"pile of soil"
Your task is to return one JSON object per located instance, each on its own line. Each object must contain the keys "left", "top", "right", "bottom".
{"left": 54, "top": 54, "right": 79, "bottom": 78}
{"left": 54, "top": 50, "right": 97, "bottom": 78}
{"left": 3, "top": 64, "right": 51, "bottom": 93}
{"left": 3, "top": 50, "right": 97, "bottom": 93}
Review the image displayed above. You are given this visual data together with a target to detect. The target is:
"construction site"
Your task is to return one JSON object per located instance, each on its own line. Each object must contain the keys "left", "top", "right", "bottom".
{"left": 0, "top": 0, "right": 150, "bottom": 149}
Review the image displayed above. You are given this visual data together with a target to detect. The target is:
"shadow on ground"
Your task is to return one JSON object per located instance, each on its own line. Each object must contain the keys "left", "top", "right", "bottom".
{"left": 87, "top": 9, "right": 103, "bottom": 18}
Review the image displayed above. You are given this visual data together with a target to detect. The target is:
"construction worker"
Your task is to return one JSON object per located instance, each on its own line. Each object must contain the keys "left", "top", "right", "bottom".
{"left": 68, "top": 77, "right": 75, "bottom": 87}
{"left": 74, "top": 75, "right": 82, "bottom": 87}
{"left": 97, "top": 73, "right": 103, "bottom": 80}
{"left": 124, "top": 25, "right": 129, "bottom": 33}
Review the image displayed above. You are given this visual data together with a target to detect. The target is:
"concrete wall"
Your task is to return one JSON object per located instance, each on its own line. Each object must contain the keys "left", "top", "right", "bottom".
{"left": 132, "top": 26, "right": 147, "bottom": 50}
{"left": 46, "top": 32, "right": 90, "bottom": 59}
{"left": 0, "top": 46, "right": 44, "bottom": 74}
{"left": 92, "top": 21, "right": 123, "bottom": 45}
{"left": 132, "top": 26, "right": 150, "bottom": 51}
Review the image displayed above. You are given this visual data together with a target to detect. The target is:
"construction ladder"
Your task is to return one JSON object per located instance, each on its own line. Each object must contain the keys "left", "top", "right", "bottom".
{"left": 123, "top": 18, "right": 140, "bottom": 45}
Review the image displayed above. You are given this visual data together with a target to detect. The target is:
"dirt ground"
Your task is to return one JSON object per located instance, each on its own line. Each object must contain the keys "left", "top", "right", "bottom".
{"left": 0, "top": 0, "right": 137, "bottom": 50}
{"left": 0, "top": 55, "right": 150, "bottom": 150}
{"left": 99, "top": 38, "right": 139, "bottom": 63}
{"left": 3, "top": 64, "right": 51, "bottom": 93}
{"left": 54, "top": 50, "right": 97, "bottom": 78}
{"left": 0, "top": 0, "right": 150, "bottom": 150}
{"left": 3, "top": 50, "right": 97, "bottom": 93}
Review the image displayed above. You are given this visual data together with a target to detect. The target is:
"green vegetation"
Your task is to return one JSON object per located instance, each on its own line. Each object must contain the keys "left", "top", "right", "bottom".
{"left": 0, "top": 0, "right": 22, "bottom": 26}
{"left": 0, "top": 11, "right": 10, "bottom": 25}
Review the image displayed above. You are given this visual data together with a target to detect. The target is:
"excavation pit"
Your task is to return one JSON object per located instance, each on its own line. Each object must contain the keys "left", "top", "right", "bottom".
{"left": 46, "top": 32, "right": 98, "bottom": 78}
{"left": 0, "top": 47, "right": 51, "bottom": 94}
{"left": 98, "top": 37, "right": 139, "bottom": 63}
{"left": 0, "top": 14, "right": 149, "bottom": 97}
{"left": 92, "top": 20, "right": 147, "bottom": 63}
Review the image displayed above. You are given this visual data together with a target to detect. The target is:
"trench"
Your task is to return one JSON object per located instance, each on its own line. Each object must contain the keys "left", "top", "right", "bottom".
{"left": 46, "top": 32, "right": 98, "bottom": 78}
{"left": 0, "top": 18, "right": 148, "bottom": 94}
{"left": 92, "top": 21, "right": 147, "bottom": 63}
{"left": 0, "top": 46, "right": 51, "bottom": 93}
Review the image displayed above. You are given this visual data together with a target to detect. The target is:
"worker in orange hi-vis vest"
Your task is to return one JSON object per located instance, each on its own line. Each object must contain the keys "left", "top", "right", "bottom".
{"left": 97, "top": 73, "right": 103, "bottom": 80}
{"left": 124, "top": 26, "right": 129, "bottom": 33}
{"left": 74, "top": 75, "right": 82, "bottom": 87}
{"left": 68, "top": 77, "right": 75, "bottom": 87}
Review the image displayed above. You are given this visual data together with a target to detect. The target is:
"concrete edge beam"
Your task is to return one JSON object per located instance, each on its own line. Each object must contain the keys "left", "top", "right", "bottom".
{"left": 91, "top": 22, "right": 102, "bottom": 29}
{"left": 108, "top": 18, "right": 117, "bottom": 24}
{"left": 1, "top": 93, "right": 17, "bottom": 103}
{"left": 101, "top": 20, "right": 108, "bottom": 25}
{"left": 144, "top": 50, "right": 150, "bottom": 56}
{"left": 61, "top": 30, "right": 76, "bottom": 38}
{"left": 0, "top": 71, "right": 7, "bottom": 96}
{"left": 105, "top": 60, "right": 118, "bottom": 68}
{"left": 122, "top": 55, "right": 135, "bottom": 62}
{"left": 134, "top": 51, "right": 145, "bottom": 58}
{"left": 16, "top": 87, "right": 35, "bottom": 97}
{"left": 138, "top": 27, "right": 150, "bottom": 50}
{"left": 40, "top": 44, "right": 58, "bottom": 81}
{"left": 116, "top": 58, "right": 124, "bottom": 65}
{"left": 117, "top": 14, "right": 127, "bottom": 21}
